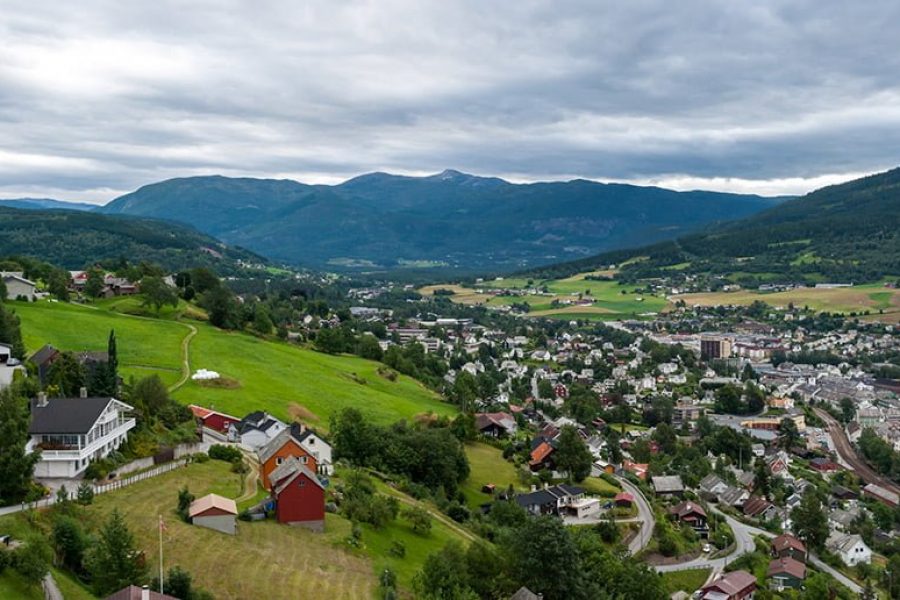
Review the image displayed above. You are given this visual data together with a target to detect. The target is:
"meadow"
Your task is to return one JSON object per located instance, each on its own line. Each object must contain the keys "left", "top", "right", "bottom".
{"left": 674, "top": 282, "right": 900, "bottom": 318}
{"left": 420, "top": 270, "right": 670, "bottom": 321}
{"left": 12, "top": 299, "right": 455, "bottom": 428}
{"left": 459, "top": 442, "right": 524, "bottom": 508}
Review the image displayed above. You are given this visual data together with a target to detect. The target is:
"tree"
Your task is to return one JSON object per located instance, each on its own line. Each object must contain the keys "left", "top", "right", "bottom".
{"left": 414, "top": 541, "right": 477, "bottom": 600}
{"left": 84, "top": 269, "right": 105, "bottom": 299}
{"left": 87, "top": 509, "right": 147, "bottom": 595}
{"left": 0, "top": 278, "right": 6, "bottom": 303}
{"left": 554, "top": 426, "right": 593, "bottom": 482}
{"left": 89, "top": 330, "right": 118, "bottom": 396}
{"left": 189, "top": 267, "right": 220, "bottom": 294}
{"left": 537, "top": 379, "right": 554, "bottom": 400}
{"left": 47, "top": 268, "right": 70, "bottom": 301}
{"left": 778, "top": 417, "right": 800, "bottom": 450}
{"left": 13, "top": 537, "right": 52, "bottom": 584}
{"left": 330, "top": 408, "right": 378, "bottom": 465}
{"left": 791, "top": 492, "right": 829, "bottom": 551}
{"left": 504, "top": 516, "right": 585, "bottom": 600}
{"left": 357, "top": 335, "right": 383, "bottom": 361}
{"left": 0, "top": 303, "right": 25, "bottom": 359}
{"left": 76, "top": 480, "right": 94, "bottom": 505}
{"left": 0, "top": 387, "right": 41, "bottom": 503}
{"left": 652, "top": 422, "right": 677, "bottom": 455}
{"left": 252, "top": 305, "right": 274, "bottom": 334}
{"left": 153, "top": 566, "right": 200, "bottom": 600}
{"left": 129, "top": 375, "right": 170, "bottom": 418}
{"left": 177, "top": 487, "right": 195, "bottom": 522}
{"left": 140, "top": 276, "right": 178, "bottom": 314}
{"left": 52, "top": 516, "right": 88, "bottom": 573}
{"left": 839, "top": 397, "right": 856, "bottom": 424}
{"left": 404, "top": 506, "right": 432, "bottom": 535}
{"left": 201, "top": 285, "right": 238, "bottom": 328}
{"left": 46, "top": 352, "right": 86, "bottom": 397}
{"left": 714, "top": 384, "right": 743, "bottom": 414}
{"left": 753, "top": 457, "right": 771, "bottom": 499}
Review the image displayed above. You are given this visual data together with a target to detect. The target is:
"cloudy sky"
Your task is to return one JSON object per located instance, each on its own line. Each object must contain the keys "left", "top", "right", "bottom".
{"left": 1, "top": 1, "right": 899, "bottom": 204}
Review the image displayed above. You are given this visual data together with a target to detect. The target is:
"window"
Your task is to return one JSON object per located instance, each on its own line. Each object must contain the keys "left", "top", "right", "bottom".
{"left": 299, "top": 479, "right": 306, "bottom": 487}
{"left": 276, "top": 457, "right": 284, "bottom": 465}
{"left": 300, "top": 456, "right": 308, "bottom": 464}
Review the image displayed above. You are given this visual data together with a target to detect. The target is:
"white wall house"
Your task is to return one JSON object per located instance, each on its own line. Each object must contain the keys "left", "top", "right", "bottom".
{"left": 27, "top": 392, "right": 136, "bottom": 478}
{"left": 1, "top": 272, "right": 36, "bottom": 301}
{"left": 826, "top": 533, "right": 872, "bottom": 566}
{"left": 228, "top": 411, "right": 287, "bottom": 450}
{"left": 291, "top": 424, "right": 333, "bottom": 476}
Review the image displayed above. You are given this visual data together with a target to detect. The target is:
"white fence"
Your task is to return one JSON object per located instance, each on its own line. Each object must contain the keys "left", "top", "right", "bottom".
{"left": 92, "top": 459, "right": 188, "bottom": 495}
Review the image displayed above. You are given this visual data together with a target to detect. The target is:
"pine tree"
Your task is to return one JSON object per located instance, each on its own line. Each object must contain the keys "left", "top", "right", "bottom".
{"left": 87, "top": 509, "right": 147, "bottom": 596}
{"left": 0, "top": 387, "right": 41, "bottom": 503}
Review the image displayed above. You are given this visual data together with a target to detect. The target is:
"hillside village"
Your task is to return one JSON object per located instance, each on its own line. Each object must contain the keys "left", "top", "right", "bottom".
{"left": 0, "top": 255, "right": 899, "bottom": 599}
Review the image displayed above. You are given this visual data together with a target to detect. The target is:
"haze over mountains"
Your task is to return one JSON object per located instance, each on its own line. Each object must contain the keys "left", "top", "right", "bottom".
{"left": 92, "top": 170, "right": 783, "bottom": 272}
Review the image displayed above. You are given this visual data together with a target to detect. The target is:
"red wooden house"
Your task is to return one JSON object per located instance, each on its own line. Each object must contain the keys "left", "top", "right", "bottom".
{"left": 268, "top": 456, "right": 325, "bottom": 531}
{"left": 189, "top": 405, "right": 241, "bottom": 434}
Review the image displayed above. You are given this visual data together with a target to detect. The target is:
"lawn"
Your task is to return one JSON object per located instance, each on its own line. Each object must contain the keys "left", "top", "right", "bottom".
{"left": 12, "top": 299, "right": 188, "bottom": 387}
{"left": 12, "top": 299, "right": 455, "bottom": 429}
{"left": 0, "top": 570, "right": 42, "bottom": 600}
{"left": 0, "top": 461, "right": 377, "bottom": 600}
{"left": 661, "top": 568, "right": 710, "bottom": 595}
{"left": 580, "top": 476, "right": 622, "bottom": 498}
{"left": 459, "top": 442, "right": 524, "bottom": 508}
{"left": 175, "top": 323, "right": 454, "bottom": 429}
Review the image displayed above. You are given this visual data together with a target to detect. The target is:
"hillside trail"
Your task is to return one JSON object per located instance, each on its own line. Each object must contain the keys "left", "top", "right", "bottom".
{"left": 379, "top": 485, "right": 477, "bottom": 542}
{"left": 235, "top": 451, "right": 261, "bottom": 504}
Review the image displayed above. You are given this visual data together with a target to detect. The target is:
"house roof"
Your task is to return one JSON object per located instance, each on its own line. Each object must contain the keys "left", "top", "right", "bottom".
{"left": 103, "top": 585, "right": 177, "bottom": 600}
{"left": 29, "top": 396, "right": 131, "bottom": 434}
{"left": 742, "top": 495, "right": 773, "bottom": 517}
{"left": 509, "top": 587, "right": 541, "bottom": 600}
{"left": 652, "top": 475, "right": 685, "bottom": 493}
{"left": 614, "top": 492, "right": 634, "bottom": 503}
{"left": 475, "top": 412, "right": 515, "bottom": 431}
{"left": 29, "top": 343, "right": 59, "bottom": 367}
{"left": 772, "top": 534, "right": 806, "bottom": 555}
{"left": 669, "top": 501, "right": 707, "bottom": 520}
{"left": 189, "top": 493, "right": 238, "bottom": 518}
{"left": 529, "top": 441, "right": 553, "bottom": 465}
{"left": 1, "top": 272, "right": 35, "bottom": 286}
{"left": 269, "top": 456, "right": 325, "bottom": 495}
{"left": 702, "top": 570, "right": 757, "bottom": 596}
{"left": 827, "top": 533, "right": 867, "bottom": 555}
{"left": 768, "top": 557, "right": 806, "bottom": 580}
{"left": 257, "top": 428, "right": 305, "bottom": 465}
{"left": 699, "top": 473, "right": 725, "bottom": 492}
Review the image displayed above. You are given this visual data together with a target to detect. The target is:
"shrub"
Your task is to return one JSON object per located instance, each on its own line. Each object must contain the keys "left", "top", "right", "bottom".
{"left": 76, "top": 481, "right": 94, "bottom": 505}
{"left": 208, "top": 444, "right": 242, "bottom": 463}
{"left": 388, "top": 540, "right": 406, "bottom": 558}
{"left": 446, "top": 502, "right": 470, "bottom": 523}
{"left": 177, "top": 487, "right": 195, "bottom": 522}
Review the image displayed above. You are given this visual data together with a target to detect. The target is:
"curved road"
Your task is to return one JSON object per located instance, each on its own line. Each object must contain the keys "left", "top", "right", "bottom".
{"left": 815, "top": 408, "right": 900, "bottom": 498}
{"left": 653, "top": 509, "right": 758, "bottom": 573}
{"left": 616, "top": 477, "right": 655, "bottom": 555}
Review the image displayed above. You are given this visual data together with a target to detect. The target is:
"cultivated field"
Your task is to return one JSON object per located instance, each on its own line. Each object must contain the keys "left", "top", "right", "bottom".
{"left": 674, "top": 283, "right": 900, "bottom": 318}
{"left": 420, "top": 270, "right": 670, "bottom": 320}
{"left": 12, "top": 299, "right": 455, "bottom": 428}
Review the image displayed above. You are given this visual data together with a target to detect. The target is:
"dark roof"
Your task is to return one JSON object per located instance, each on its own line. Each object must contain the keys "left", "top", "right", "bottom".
{"left": 104, "top": 585, "right": 178, "bottom": 600}
{"left": 772, "top": 534, "right": 806, "bottom": 555}
{"left": 669, "top": 501, "right": 707, "bottom": 520}
{"left": 29, "top": 397, "right": 119, "bottom": 434}
{"left": 743, "top": 495, "right": 774, "bottom": 517}
{"left": 29, "top": 344, "right": 58, "bottom": 367}
{"left": 767, "top": 557, "right": 806, "bottom": 580}
{"left": 515, "top": 489, "right": 557, "bottom": 508}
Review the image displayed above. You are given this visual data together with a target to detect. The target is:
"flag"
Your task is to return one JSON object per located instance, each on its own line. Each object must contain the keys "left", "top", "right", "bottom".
{"left": 159, "top": 515, "right": 167, "bottom": 533}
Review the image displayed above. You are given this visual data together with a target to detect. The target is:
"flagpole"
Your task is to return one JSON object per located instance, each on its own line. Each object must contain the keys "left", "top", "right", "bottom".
{"left": 159, "top": 514, "right": 164, "bottom": 593}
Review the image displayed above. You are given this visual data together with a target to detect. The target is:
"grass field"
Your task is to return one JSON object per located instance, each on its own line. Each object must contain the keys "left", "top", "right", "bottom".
{"left": 13, "top": 299, "right": 455, "bottom": 428}
{"left": 675, "top": 283, "right": 900, "bottom": 318}
{"left": 420, "top": 270, "right": 669, "bottom": 320}
{"left": 660, "top": 568, "right": 710, "bottom": 595}
{"left": 459, "top": 442, "right": 524, "bottom": 508}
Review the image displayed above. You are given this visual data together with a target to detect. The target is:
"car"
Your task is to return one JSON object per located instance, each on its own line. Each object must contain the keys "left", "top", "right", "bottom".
{"left": 702, "top": 543, "right": 712, "bottom": 553}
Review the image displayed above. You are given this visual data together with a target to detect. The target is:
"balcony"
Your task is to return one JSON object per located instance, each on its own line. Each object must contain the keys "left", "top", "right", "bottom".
{"left": 37, "top": 418, "right": 136, "bottom": 460}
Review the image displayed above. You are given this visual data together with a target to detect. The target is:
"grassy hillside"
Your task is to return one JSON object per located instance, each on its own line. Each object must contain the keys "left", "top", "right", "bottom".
{"left": 12, "top": 299, "right": 454, "bottom": 427}
{"left": 421, "top": 270, "right": 669, "bottom": 321}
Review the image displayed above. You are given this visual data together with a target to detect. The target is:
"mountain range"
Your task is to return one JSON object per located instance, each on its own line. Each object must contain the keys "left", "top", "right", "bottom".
{"left": 0, "top": 198, "right": 96, "bottom": 211}
{"left": 95, "top": 170, "right": 784, "bottom": 271}
{"left": 528, "top": 167, "right": 900, "bottom": 285}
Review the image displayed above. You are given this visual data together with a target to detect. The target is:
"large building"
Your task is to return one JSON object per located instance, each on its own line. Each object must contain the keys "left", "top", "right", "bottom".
{"left": 1, "top": 271, "right": 36, "bottom": 301}
{"left": 27, "top": 390, "right": 136, "bottom": 478}
{"left": 700, "top": 335, "right": 733, "bottom": 360}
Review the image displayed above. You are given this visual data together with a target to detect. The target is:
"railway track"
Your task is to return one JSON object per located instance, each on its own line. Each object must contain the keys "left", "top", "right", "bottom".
{"left": 815, "top": 408, "right": 900, "bottom": 498}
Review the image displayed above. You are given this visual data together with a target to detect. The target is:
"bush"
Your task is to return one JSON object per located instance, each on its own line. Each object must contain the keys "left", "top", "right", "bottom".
{"left": 446, "top": 502, "right": 470, "bottom": 523}
{"left": 76, "top": 481, "right": 94, "bottom": 505}
{"left": 177, "top": 487, "right": 195, "bottom": 522}
{"left": 190, "top": 453, "right": 210, "bottom": 463}
{"left": 208, "top": 444, "right": 242, "bottom": 463}
{"left": 388, "top": 540, "right": 406, "bottom": 558}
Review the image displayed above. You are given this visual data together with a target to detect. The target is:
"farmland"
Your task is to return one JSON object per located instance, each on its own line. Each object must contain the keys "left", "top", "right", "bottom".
{"left": 674, "top": 282, "right": 900, "bottom": 318}
{"left": 420, "top": 270, "right": 670, "bottom": 320}
{"left": 11, "top": 299, "right": 455, "bottom": 428}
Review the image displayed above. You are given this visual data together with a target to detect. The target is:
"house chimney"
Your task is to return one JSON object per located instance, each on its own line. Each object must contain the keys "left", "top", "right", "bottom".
{"left": 79, "top": 386, "right": 88, "bottom": 399}
{"left": 36, "top": 392, "right": 48, "bottom": 408}
{"left": 141, "top": 585, "right": 150, "bottom": 600}
{"left": 530, "top": 484, "right": 537, "bottom": 492}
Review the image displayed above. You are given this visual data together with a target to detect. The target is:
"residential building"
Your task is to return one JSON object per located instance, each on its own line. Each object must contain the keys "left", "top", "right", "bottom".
{"left": 189, "top": 405, "right": 241, "bottom": 435}
{"left": 669, "top": 501, "right": 708, "bottom": 534}
{"left": 652, "top": 475, "right": 685, "bottom": 497}
{"left": 257, "top": 428, "right": 318, "bottom": 491}
{"left": 27, "top": 391, "right": 136, "bottom": 478}
{"left": 1, "top": 272, "right": 36, "bottom": 301}
{"left": 229, "top": 411, "right": 287, "bottom": 449}
{"left": 771, "top": 534, "right": 806, "bottom": 562}
{"left": 475, "top": 412, "right": 518, "bottom": 438}
{"left": 268, "top": 456, "right": 326, "bottom": 531}
{"left": 700, "top": 570, "right": 756, "bottom": 600}
{"left": 289, "top": 422, "right": 333, "bottom": 476}
{"left": 767, "top": 557, "right": 806, "bottom": 590}
{"left": 826, "top": 533, "right": 871, "bottom": 566}
{"left": 515, "top": 484, "right": 590, "bottom": 517}
{"left": 700, "top": 335, "right": 733, "bottom": 361}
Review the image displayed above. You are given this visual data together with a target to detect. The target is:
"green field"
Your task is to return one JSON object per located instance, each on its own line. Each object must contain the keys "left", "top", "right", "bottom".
{"left": 459, "top": 442, "right": 524, "bottom": 508}
{"left": 12, "top": 299, "right": 455, "bottom": 428}
{"left": 0, "top": 460, "right": 471, "bottom": 599}
{"left": 421, "top": 270, "right": 669, "bottom": 320}
{"left": 660, "top": 568, "right": 710, "bottom": 595}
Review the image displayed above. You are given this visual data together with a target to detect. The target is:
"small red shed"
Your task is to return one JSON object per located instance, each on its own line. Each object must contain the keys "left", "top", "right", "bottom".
{"left": 268, "top": 456, "right": 325, "bottom": 531}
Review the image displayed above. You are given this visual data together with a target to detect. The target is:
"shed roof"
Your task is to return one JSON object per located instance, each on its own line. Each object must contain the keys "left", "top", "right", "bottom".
{"left": 189, "top": 493, "right": 238, "bottom": 518}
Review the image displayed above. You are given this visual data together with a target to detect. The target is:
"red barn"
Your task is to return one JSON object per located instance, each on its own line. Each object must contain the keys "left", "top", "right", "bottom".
{"left": 189, "top": 405, "right": 241, "bottom": 434}
{"left": 269, "top": 456, "right": 325, "bottom": 531}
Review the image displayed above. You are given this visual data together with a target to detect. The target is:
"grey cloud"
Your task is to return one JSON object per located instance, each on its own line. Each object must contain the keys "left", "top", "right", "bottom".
{"left": 0, "top": 0, "right": 898, "bottom": 202}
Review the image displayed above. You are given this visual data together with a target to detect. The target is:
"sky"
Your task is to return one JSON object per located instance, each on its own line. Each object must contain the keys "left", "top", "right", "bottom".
{"left": 1, "top": 1, "right": 899, "bottom": 204}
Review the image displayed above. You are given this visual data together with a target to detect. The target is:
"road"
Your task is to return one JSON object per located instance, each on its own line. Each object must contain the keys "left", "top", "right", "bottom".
{"left": 616, "top": 477, "right": 655, "bottom": 555}
{"left": 815, "top": 408, "right": 900, "bottom": 498}
{"left": 653, "top": 509, "right": 759, "bottom": 574}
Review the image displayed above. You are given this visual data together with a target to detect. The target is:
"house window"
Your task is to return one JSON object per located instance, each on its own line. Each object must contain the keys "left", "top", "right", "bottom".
{"left": 276, "top": 457, "right": 284, "bottom": 465}
{"left": 299, "top": 479, "right": 306, "bottom": 487}
{"left": 301, "top": 456, "right": 308, "bottom": 464}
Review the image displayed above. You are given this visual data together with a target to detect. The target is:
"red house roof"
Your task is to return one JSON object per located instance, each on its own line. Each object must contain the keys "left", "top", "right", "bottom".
{"left": 771, "top": 533, "right": 806, "bottom": 556}
{"left": 767, "top": 557, "right": 806, "bottom": 580}
{"left": 702, "top": 570, "right": 757, "bottom": 598}
{"left": 530, "top": 441, "right": 553, "bottom": 466}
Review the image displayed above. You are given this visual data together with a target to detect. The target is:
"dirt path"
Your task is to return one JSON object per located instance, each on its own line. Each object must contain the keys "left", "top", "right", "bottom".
{"left": 235, "top": 452, "right": 261, "bottom": 505}
{"left": 168, "top": 323, "right": 198, "bottom": 393}
{"left": 379, "top": 486, "right": 477, "bottom": 542}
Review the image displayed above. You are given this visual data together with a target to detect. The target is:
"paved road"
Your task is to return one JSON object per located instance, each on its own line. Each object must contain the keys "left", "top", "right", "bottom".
{"left": 653, "top": 509, "right": 759, "bottom": 573}
{"left": 616, "top": 477, "right": 655, "bottom": 555}
{"left": 42, "top": 573, "right": 63, "bottom": 600}
{"left": 809, "top": 554, "right": 863, "bottom": 595}
{"left": 815, "top": 408, "right": 900, "bottom": 497}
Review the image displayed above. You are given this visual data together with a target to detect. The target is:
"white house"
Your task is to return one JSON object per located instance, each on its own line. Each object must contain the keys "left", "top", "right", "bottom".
{"left": 228, "top": 411, "right": 287, "bottom": 450}
{"left": 27, "top": 391, "right": 136, "bottom": 478}
{"left": 290, "top": 423, "right": 334, "bottom": 476}
{"left": 1, "top": 272, "right": 36, "bottom": 301}
{"left": 826, "top": 533, "right": 871, "bottom": 566}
